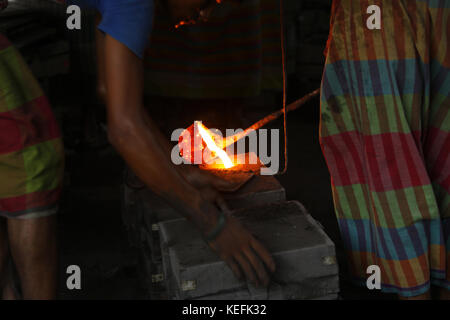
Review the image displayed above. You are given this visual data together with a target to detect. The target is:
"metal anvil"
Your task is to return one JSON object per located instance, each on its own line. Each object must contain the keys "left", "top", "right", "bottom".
{"left": 158, "top": 201, "right": 339, "bottom": 300}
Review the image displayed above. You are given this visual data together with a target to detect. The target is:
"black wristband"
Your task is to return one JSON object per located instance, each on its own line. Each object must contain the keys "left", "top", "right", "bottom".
{"left": 205, "top": 211, "right": 227, "bottom": 242}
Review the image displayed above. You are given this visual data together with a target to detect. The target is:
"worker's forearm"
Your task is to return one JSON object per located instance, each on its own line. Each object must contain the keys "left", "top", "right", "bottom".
{"left": 109, "top": 113, "right": 219, "bottom": 234}
{"left": 141, "top": 112, "right": 197, "bottom": 179}
{"left": 103, "top": 34, "right": 219, "bottom": 234}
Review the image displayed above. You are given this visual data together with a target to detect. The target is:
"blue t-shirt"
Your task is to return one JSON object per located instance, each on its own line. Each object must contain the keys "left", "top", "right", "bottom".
{"left": 70, "top": 0, "right": 154, "bottom": 58}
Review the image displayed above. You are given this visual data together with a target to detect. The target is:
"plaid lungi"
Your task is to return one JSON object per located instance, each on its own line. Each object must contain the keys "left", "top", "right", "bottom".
{"left": 320, "top": 0, "right": 450, "bottom": 297}
{"left": 0, "top": 34, "right": 64, "bottom": 219}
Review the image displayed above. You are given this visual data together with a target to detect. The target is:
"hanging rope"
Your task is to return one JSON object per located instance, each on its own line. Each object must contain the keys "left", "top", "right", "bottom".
{"left": 278, "top": 0, "right": 288, "bottom": 175}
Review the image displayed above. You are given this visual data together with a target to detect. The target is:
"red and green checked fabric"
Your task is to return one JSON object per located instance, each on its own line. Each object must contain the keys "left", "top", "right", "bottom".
{"left": 143, "top": 0, "right": 282, "bottom": 99}
{"left": 320, "top": 0, "right": 450, "bottom": 297}
{"left": 0, "top": 34, "right": 64, "bottom": 218}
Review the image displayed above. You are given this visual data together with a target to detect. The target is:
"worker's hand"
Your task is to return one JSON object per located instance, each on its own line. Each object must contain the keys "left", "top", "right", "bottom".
{"left": 207, "top": 215, "right": 276, "bottom": 287}
{"left": 184, "top": 166, "right": 243, "bottom": 193}
{"left": 187, "top": 170, "right": 274, "bottom": 287}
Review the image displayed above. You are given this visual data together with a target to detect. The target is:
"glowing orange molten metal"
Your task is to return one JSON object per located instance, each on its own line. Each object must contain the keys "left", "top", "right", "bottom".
{"left": 196, "top": 121, "right": 234, "bottom": 169}
{"left": 174, "top": 19, "right": 196, "bottom": 29}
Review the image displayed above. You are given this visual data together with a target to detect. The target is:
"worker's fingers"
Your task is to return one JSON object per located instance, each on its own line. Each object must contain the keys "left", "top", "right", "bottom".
{"left": 251, "top": 238, "right": 276, "bottom": 273}
{"left": 243, "top": 247, "right": 270, "bottom": 287}
{"left": 235, "top": 252, "right": 258, "bottom": 287}
{"left": 199, "top": 170, "right": 239, "bottom": 191}
{"left": 210, "top": 176, "right": 239, "bottom": 192}
{"left": 217, "top": 181, "right": 246, "bottom": 193}
{"left": 215, "top": 195, "right": 230, "bottom": 215}
{"left": 194, "top": 168, "right": 245, "bottom": 193}
{"left": 199, "top": 187, "right": 220, "bottom": 205}
{"left": 224, "top": 257, "right": 242, "bottom": 281}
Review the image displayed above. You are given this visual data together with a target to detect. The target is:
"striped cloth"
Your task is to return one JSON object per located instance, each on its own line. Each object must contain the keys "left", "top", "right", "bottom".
{"left": 320, "top": 0, "right": 450, "bottom": 297}
{"left": 0, "top": 34, "right": 64, "bottom": 218}
{"left": 143, "top": 0, "right": 282, "bottom": 99}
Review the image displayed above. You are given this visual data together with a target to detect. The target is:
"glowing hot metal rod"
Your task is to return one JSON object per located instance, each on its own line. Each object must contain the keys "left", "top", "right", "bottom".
{"left": 178, "top": 88, "right": 320, "bottom": 165}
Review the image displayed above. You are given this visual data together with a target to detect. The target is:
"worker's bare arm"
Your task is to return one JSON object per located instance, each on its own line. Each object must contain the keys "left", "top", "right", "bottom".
{"left": 102, "top": 34, "right": 275, "bottom": 288}
{"left": 102, "top": 35, "right": 219, "bottom": 234}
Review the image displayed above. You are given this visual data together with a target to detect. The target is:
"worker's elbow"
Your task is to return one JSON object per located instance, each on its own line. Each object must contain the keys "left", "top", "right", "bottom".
{"left": 107, "top": 124, "right": 120, "bottom": 149}
{"left": 107, "top": 120, "right": 133, "bottom": 150}
{"left": 96, "top": 84, "right": 107, "bottom": 105}
{"left": 107, "top": 106, "right": 144, "bottom": 151}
